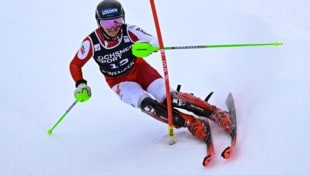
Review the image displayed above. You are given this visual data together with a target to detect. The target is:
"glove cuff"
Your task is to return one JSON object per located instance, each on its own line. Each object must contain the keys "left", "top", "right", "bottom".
{"left": 76, "top": 79, "right": 87, "bottom": 87}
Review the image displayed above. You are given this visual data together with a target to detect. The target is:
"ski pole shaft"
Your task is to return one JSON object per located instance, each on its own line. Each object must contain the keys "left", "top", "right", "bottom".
{"left": 47, "top": 101, "right": 78, "bottom": 135}
{"left": 165, "top": 42, "right": 283, "bottom": 50}
{"left": 132, "top": 42, "right": 283, "bottom": 57}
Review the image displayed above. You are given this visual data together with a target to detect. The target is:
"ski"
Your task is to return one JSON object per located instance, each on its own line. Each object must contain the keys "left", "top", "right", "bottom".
{"left": 202, "top": 119, "right": 215, "bottom": 166}
{"left": 173, "top": 86, "right": 237, "bottom": 164}
{"left": 202, "top": 92, "right": 215, "bottom": 166}
{"left": 221, "top": 93, "right": 237, "bottom": 159}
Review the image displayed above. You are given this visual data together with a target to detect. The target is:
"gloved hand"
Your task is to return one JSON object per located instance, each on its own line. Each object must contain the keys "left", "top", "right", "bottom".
{"left": 74, "top": 81, "right": 91, "bottom": 102}
{"left": 132, "top": 42, "right": 158, "bottom": 58}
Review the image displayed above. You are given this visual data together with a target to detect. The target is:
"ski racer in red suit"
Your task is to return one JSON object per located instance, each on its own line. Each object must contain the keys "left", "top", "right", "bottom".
{"left": 70, "top": 0, "right": 232, "bottom": 142}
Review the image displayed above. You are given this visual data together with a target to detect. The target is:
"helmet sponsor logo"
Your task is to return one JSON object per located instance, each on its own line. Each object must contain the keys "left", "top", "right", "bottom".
{"left": 101, "top": 8, "right": 118, "bottom": 16}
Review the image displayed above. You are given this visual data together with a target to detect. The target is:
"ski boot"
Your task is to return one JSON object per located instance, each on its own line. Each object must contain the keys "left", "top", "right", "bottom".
{"left": 171, "top": 91, "right": 215, "bottom": 116}
{"left": 140, "top": 97, "right": 186, "bottom": 128}
{"left": 171, "top": 91, "right": 233, "bottom": 134}
{"left": 140, "top": 97, "right": 209, "bottom": 142}
{"left": 209, "top": 108, "right": 232, "bottom": 134}
{"left": 180, "top": 112, "right": 210, "bottom": 142}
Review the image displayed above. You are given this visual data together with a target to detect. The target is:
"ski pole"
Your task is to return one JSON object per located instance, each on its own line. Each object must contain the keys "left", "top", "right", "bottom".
{"left": 47, "top": 100, "right": 78, "bottom": 135}
{"left": 132, "top": 41, "right": 283, "bottom": 57}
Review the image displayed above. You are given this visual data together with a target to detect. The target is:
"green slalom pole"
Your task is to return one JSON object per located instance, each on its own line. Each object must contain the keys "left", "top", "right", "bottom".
{"left": 47, "top": 101, "right": 78, "bottom": 135}
{"left": 132, "top": 41, "right": 283, "bottom": 57}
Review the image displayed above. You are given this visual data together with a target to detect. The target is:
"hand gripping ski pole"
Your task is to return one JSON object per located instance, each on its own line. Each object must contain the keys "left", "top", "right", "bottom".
{"left": 47, "top": 101, "right": 78, "bottom": 135}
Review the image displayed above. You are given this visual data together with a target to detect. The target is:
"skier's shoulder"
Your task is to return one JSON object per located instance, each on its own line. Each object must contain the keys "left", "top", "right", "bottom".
{"left": 126, "top": 23, "right": 139, "bottom": 30}
{"left": 126, "top": 24, "right": 152, "bottom": 36}
{"left": 73, "top": 29, "right": 99, "bottom": 60}
{"left": 81, "top": 28, "right": 103, "bottom": 46}
{"left": 87, "top": 28, "right": 101, "bottom": 40}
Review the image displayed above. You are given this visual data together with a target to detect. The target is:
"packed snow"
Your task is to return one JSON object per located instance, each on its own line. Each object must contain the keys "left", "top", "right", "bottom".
{"left": 1, "top": 0, "right": 309, "bottom": 174}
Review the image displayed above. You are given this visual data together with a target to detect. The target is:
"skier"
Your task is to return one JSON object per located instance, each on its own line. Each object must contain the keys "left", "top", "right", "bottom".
{"left": 69, "top": 0, "right": 232, "bottom": 142}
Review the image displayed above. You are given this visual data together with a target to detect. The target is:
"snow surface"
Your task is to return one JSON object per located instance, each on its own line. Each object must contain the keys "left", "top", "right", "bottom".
{"left": 1, "top": 0, "right": 310, "bottom": 174}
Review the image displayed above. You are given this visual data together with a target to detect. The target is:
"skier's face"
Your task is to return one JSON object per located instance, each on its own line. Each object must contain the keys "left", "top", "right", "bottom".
{"left": 102, "top": 26, "right": 121, "bottom": 38}
{"left": 100, "top": 18, "right": 123, "bottom": 37}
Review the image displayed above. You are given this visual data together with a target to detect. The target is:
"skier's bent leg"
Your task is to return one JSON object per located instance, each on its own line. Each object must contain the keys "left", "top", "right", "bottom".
{"left": 140, "top": 97, "right": 209, "bottom": 142}
{"left": 171, "top": 92, "right": 215, "bottom": 116}
{"left": 112, "top": 81, "right": 149, "bottom": 108}
{"left": 146, "top": 78, "right": 175, "bottom": 103}
{"left": 171, "top": 92, "right": 233, "bottom": 133}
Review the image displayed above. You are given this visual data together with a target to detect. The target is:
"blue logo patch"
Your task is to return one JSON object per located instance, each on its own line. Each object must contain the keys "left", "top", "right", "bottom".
{"left": 101, "top": 8, "right": 118, "bottom": 16}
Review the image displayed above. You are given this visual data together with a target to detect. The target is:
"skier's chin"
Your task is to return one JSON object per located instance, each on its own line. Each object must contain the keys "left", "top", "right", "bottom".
{"left": 104, "top": 27, "right": 121, "bottom": 38}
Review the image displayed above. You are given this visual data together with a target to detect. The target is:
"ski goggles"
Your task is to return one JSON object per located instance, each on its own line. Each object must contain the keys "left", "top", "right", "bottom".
{"left": 99, "top": 17, "right": 123, "bottom": 30}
